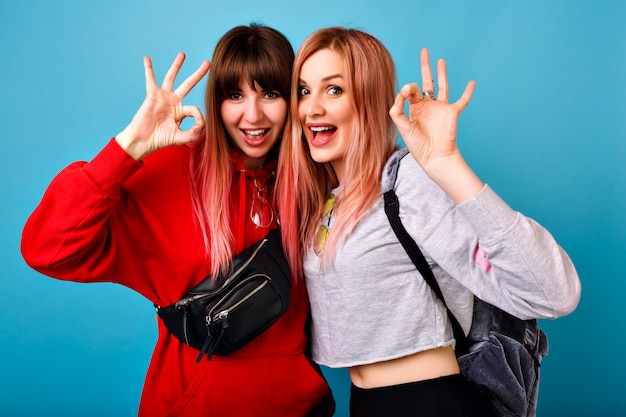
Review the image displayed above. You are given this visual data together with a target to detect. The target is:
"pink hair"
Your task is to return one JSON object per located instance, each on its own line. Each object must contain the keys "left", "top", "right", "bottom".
{"left": 190, "top": 25, "right": 293, "bottom": 279}
{"left": 278, "top": 27, "right": 397, "bottom": 279}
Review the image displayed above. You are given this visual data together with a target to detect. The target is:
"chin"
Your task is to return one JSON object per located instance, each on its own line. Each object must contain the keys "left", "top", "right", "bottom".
{"left": 247, "top": 146, "right": 275, "bottom": 161}
{"left": 307, "top": 148, "right": 329, "bottom": 164}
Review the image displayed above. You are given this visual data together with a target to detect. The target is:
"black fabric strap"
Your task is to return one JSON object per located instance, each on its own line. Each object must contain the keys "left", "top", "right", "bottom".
{"left": 383, "top": 189, "right": 469, "bottom": 355}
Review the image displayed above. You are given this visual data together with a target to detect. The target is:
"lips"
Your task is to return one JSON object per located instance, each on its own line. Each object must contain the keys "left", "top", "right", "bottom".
{"left": 241, "top": 128, "right": 270, "bottom": 146}
{"left": 308, "top": 124, "right": 337, "bottom": 147}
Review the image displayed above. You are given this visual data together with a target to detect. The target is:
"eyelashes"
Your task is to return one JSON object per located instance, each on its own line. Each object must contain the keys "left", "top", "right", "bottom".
{"left": 296, "top": 85, "right": 343, "bottom": 97}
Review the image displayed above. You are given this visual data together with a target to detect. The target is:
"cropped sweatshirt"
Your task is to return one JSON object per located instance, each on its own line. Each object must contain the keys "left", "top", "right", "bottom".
{"left": 21, "top": 139, "right": 334, "bottom": 417}
{"left": 303, "top": 149, "right": 581, "bottom": 368}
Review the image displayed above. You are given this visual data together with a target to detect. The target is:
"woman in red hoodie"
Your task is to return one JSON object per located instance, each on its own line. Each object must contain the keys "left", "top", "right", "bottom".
{"left": 21, "top": 24, "right": 334, "bottom": 417}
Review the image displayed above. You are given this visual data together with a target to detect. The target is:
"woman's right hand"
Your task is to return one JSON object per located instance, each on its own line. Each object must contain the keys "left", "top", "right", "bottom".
{"left": 115, "top": 52, "right": 210, "bottom": 160}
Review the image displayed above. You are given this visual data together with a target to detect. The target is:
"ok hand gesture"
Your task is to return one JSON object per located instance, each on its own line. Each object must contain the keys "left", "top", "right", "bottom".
{"left": 116, "top": 52, "right": 210, "bottom": 160}
{"left": 389, "top": 48, "right": 482, "bottom": 203}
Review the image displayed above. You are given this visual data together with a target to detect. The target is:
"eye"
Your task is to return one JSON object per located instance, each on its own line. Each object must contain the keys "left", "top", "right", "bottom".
{"left": 263, "top": 90, "right": 282, "bottom": 99}
{"left": 328, "top": 86, "right": 343, "bottom": 96}
{"left": 298, "top": 86, "right": 310, "bottom": 97}
{"left": 228, "top": 92, "right": 242, "bottom": 100}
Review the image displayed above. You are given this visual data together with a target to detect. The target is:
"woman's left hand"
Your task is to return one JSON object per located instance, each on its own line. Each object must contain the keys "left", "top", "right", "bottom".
{"left": 389, "top": 48, "right": 482, "bottom": 203}
{"left": 389, "top": 48, "right": 474, "bottom": 171}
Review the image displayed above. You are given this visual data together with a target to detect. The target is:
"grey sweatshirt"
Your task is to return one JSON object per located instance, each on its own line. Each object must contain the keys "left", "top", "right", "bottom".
{"left": 303, "top": 149, "right": 581, "bottom": 368}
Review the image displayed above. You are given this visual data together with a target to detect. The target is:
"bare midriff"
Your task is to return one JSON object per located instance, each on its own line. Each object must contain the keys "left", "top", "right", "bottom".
{"left": 349, "top": 345, "right": 460, "bottom": 389}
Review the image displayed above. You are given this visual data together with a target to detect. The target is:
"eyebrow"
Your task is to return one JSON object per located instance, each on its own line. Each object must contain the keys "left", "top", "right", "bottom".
{"left": 298, "top": 73, "right": 344, "bottom": 84}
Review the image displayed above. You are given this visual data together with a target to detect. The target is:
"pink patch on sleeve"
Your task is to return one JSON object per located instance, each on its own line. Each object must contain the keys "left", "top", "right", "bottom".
{"left": 473, "top": 246, "right": 492, "bottom": 272}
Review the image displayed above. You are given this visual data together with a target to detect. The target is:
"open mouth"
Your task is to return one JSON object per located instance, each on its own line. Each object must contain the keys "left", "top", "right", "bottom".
{"left": 310, "top": 125, "right": 337, "bottom": 143}
{"left": 242, "top": 128, "right": 270, "bottom": 145}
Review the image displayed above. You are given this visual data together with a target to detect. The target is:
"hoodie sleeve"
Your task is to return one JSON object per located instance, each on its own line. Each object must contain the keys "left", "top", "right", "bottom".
{"left": 396, "top": 154, "right": 581, "bottom": 320}
{"left": 21, "top": 138, "right": 143, "bottom": 283}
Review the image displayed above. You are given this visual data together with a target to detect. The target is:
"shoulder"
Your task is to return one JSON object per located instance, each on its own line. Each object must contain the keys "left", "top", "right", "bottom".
{"left": 383, "top": 149, "right": 456, "bottom": 223}
{"left": 381, "top": 148, "right": 432, "bottom": 194}
{"left": 381, "top": 148, "right": 409, "bottom": 192}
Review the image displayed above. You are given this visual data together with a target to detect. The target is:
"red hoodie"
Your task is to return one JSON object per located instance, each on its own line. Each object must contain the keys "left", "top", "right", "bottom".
{"left": 21, "top": 139, "right": 334, "bottom": 417}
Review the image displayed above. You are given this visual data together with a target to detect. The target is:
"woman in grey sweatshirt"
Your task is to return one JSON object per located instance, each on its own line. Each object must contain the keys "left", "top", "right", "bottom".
{"left": 277, "top": 26, "right": 581, "bottom": 417}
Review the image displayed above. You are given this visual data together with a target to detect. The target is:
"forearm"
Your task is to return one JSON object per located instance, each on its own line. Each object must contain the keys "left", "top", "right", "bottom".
{"left": 21, "top": 139, "right": 141, "bottom": 281}
{"left": 432, "top": 186, "right": 581, "bottom": 319}
{"left": 421, "top": 152, "right": 484, "bottom": 205}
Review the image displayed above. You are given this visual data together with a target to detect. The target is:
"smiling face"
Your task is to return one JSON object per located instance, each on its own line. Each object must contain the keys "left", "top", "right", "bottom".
{"left": 297, "top": 48, "right": 356, "bottom": 183}
{"left": 221, "top": 79, "right": 287, "bottom": 169}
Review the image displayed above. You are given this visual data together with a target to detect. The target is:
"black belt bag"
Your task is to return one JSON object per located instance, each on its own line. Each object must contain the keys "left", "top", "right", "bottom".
{"left": 156, "top": 229, "right": 291, "bottom": 361}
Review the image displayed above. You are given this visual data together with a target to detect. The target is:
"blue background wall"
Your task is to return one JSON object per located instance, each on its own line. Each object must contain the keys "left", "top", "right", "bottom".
{"left": 1, "top": 0, "right": 624, "bottom": 415}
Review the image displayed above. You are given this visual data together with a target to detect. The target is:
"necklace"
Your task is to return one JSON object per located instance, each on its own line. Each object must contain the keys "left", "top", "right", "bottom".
{"left": 250, "top": 170, "right": 276, "bottom": 228}
{"left": 314, "top": 193, "right": 336, "bottom": 255}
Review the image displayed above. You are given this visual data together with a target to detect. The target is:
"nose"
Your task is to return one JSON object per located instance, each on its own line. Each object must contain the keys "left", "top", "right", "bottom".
{"left": 303, "top": 94, "right": 324, "bottom": 117}
{"left": 244, "top": 98, "right": 263, "bottom": 123}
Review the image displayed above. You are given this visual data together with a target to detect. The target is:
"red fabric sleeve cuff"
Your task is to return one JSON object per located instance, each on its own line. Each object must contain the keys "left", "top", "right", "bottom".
{"left": 82, "top": 138, "right": 143, "bottom": 193}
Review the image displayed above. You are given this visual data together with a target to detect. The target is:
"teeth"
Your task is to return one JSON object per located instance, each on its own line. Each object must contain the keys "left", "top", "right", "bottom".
{"left": 244, "top": 129, "right": 265, "bottom": 136}
{"left": 311, "top": 126, "right": 334, "bottom": 132}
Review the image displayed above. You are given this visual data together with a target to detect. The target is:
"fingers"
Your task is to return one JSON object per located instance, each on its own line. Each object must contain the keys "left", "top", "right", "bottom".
{"left": 389, "top": 90, "right": 405, "bottom": 118}
{"left": 389, "top": 84, "right": 418, "bottom": 133}
{"left": 182, "top": 105, "right": 205, "bottom": 129}
{"left": 398, "top": 48, "right": 474, "bottom": 116}
{"left": 436, "top": 58, "right": 448, "bottom": 102}
{"left": 420, "top": 49, "right": 468, "bottom": 106}
{"left": 389, "top": 89, "right": 405, "bottom": 123}
{"left": 176, "top": 105, "right": 206, "bottom": 143}
{"left": 420, "top": 48, "right": 435, "bottom": 98}
{"left": 389, "top": 95, "right": 409, "bottom": 133}
{"left": 389, "top": 83, "right": 419, "bottom": 117}
{"left": 162, "top": 52, "right": 186, "bottom": 91}
{"left": 143, "top": 52, "right": 209, "bottom": 100}
{"left": 144, "top": 56, "right": 157, "bottom": 93}
{"left": 454, "top": 80, "right": 476, "bottom": 111}
{"left": 175, "top": 60, "right": 211, "bottom": 98}
{"left": 402, "top": 82, "right": 421, "bottom": 105}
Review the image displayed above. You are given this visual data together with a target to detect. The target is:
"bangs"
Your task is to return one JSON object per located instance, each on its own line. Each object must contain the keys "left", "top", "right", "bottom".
{"left": 213, "top": 43, "right": 292, "bottom": 101}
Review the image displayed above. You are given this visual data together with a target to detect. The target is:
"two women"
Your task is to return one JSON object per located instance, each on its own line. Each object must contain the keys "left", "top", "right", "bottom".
{"left": 278, "top": 27, "right": 581, "bottom": 416}
{"left": 22, "top": 22, "right": 582, "bottom": 417}
{"left": 21, "top": 25, "right": 334, "bottom": 417}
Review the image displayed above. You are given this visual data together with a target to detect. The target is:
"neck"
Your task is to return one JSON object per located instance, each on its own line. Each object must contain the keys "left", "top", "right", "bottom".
{"left": 330, "top": 160, "right": 344, "bottom": 185}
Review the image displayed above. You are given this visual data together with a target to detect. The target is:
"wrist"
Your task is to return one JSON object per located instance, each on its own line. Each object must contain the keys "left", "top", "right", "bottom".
{"left": 424, "top": 154, "right": 484, "bottom": 204}
{"left": 115, "top": 128, "right": 148, "bottom": 161}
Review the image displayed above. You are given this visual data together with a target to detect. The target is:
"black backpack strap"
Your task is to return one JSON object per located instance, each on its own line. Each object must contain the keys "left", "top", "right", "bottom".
{"left": 383, "top": 187, "right": 470, "bottom": 355}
